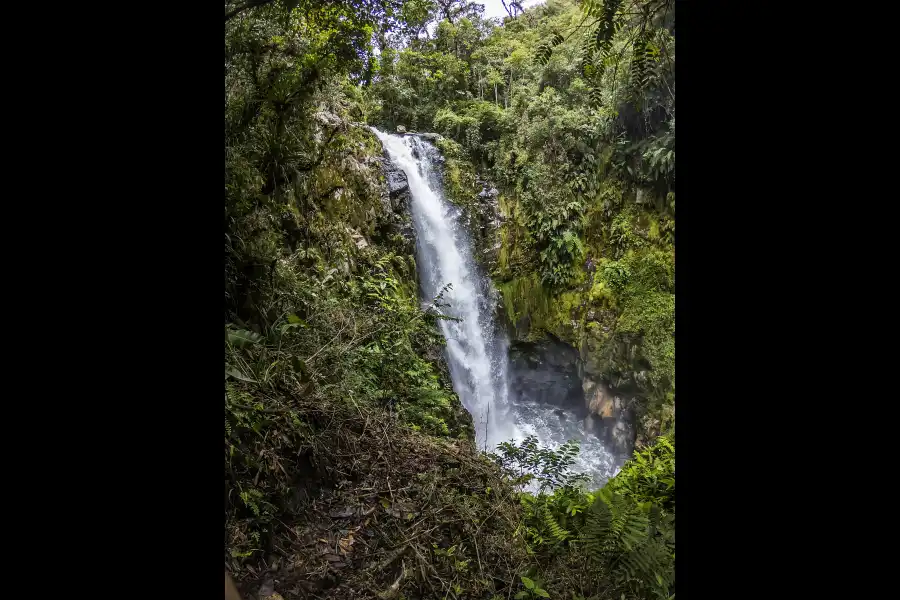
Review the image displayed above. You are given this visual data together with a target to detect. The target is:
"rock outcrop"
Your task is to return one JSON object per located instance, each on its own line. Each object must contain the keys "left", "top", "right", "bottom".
{"left": 473, "top": 180, "right": 503, "bottom": 270}
{"left": 582, "top": 378, "right": 635, "bottom": 459}
{"left": 378, "top": 150, "right": 416, "bottom": 257}
{"left": 508, "top": 337, "right": 587, "bottom": 419}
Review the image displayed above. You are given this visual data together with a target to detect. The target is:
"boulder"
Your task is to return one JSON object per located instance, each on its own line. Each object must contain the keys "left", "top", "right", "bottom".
{"left": 417, "top": 132, "right": 443, "bottom": 142}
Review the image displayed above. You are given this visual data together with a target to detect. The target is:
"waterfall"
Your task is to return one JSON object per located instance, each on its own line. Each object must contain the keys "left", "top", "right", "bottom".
{"left": 374, "top": 129, "right": 620, "bottom": 487}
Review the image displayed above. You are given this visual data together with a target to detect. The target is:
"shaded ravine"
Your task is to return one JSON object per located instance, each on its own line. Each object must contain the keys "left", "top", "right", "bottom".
{"left": 374, "top": 130, "right": 620, "bottom": 487}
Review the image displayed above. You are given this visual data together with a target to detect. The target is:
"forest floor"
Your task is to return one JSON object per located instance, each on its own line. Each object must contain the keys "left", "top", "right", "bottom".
{"left": 227, "top": 389, "right": 527, "bottom": 600}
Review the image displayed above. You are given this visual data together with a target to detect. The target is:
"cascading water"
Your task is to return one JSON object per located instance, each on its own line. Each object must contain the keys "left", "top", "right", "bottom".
{"left": 374, "top": 129, "right": 620, "bottom": 487}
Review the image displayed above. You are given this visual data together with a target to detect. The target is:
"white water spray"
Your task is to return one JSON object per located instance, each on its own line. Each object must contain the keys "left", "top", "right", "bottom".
{"left": 374, "top": 130, "right": 620, "bottom": 486}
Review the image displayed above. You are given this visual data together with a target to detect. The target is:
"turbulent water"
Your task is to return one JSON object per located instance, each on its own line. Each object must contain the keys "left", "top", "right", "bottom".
{"left": 374, "top": 130, "right": 620, "bottom": 487}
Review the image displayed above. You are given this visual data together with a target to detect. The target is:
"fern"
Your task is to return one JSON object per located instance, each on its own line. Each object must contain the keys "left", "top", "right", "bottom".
{"left": 582, "top": 492, "right": 612, "bottom": 556}
{"left": 581, "top": 489, "right": 674, "bottom": 598}
{"left": 541, "top": 505, "right": 570, "bottom": 542}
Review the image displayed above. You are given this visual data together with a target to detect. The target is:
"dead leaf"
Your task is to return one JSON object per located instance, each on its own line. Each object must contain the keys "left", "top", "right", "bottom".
{"left": 338, "top": 533, "right": 355, "bottom": 554}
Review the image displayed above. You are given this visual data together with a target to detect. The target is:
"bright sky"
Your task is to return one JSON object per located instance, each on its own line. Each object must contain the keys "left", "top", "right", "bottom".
{"left": 420, "top": 1, "right": 546, "bottom": 37}
{"left": 480, "top": 0, "right": 546, "bottom": 22}
{"left": 390, "top": 1, "right": 547, "bottom": 50}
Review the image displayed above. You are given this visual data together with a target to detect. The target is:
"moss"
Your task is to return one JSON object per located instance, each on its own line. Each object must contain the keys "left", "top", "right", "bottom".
{"left": 499, "top": 273, "right": 553, "bottom": 340}
{"left": 436, "top": 137, "right": 480, "bottom": 213}
{"left": 492, "top": 170, "right": 675, "bottom": 440}
{"left": 496, "top": 216, "right": 533, "bottom": 280}
{"left": 498, "top": 273, "right": 588, "bottom": 345}
{"left": 588, "top": 277, "right": 617, "bottom": 309}
{"left": 617, "top": 291, "right": 675, "bottom": 388}
{"left": 648, "top": 217, "right": 660, "bottom": 240}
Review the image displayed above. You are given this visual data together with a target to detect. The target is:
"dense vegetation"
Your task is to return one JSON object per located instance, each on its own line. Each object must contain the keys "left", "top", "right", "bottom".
{"left": 367, "top": 0, "right": 675, "bottom": 445}
{"left": 224, "top": 1, "right": 674, "bottom": 598}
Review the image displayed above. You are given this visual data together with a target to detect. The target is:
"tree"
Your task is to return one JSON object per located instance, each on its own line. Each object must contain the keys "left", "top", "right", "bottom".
{"left": 500, "top": 0, "right": 525, "bottom": 19}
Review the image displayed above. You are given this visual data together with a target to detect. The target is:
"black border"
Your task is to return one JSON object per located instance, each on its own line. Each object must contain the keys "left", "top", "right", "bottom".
{"left": 100, "top": 2, "right": 223, "bottom": 597}
{"left": 676, "top": 2, "right": 811, "bottom": 597}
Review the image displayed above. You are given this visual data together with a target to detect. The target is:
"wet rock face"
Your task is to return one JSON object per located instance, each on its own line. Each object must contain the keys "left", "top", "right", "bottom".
{"left": 379, "top": 151, "right": 416, "bottom": 253}
{"left": 583, "top": 379, "right": 636, "bottom": 459}
{"left": 508, "top": 337, "right": 587, "bottom": 419}
{"left": 384, "top": 159, "right": 410, "bottom": 209}
{"left": 507, "top": 334, "right": 637, "bottom": 460}
{"left": 418, "top": 132, "right": 442, "bottom": 142}
{"left": 472, "top": 179, "right": 503, "bottom": 270}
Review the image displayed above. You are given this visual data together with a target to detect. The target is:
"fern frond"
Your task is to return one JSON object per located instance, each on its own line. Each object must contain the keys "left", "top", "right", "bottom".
{"left": 582, "top": 494, "right": 612, "bottom": 557}
{"left": 619, "top": 511, "right": 649, "bottom": 551}
{"left": 541, "top": 505, "right": 570, "bottom": 542}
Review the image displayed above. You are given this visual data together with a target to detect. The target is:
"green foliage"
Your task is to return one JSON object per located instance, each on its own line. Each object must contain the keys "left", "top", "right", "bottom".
{"left": 519, "top": 159, "right": 586, "bottom": 287}
{"left": 608, "top": 433, "right": 675, "bottom": 511}
{"left": 496, "top": 435, "right": 590, "bottom": 493}
{"left": 494, "top": 434, "right": 675, "bottom": 600}
{"left": 581, "top": 487, "right": 674, "bottom": 599}
{"left": 224, "top": 1, "right": 488, "bottom": 577}
{"left": 516, "top": 574, "right": 551, "bottom": 599}
{"left": 535, "top": 31, "right": 564, "bottom": 66}
{"left": 434, "top": 100, "right": 507, "bottom": 164}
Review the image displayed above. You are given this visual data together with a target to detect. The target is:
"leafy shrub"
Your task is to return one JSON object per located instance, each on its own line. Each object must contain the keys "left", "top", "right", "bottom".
{"left": 492, "top": 434, "right": 675, "bottom": 600}
{"left": 608, "top": 433, "right": 675, "bottom": 512}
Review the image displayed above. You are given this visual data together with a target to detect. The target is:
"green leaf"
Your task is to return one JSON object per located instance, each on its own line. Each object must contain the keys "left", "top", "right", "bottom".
{"left": 290, "top": 356, "right": 309, "bottom": 378}
{"left": 280, "top": 322, "right": 305, "bottom": 335}
{"left": 227, "top": 328, "right": 262, "bottom": 347}
{"left": 515, "top": 593, "right": 527, "bottom": 600}
{"left": 534, "top": 589, "right": 550, "bottom": 598}
{"left": 226, "top": 368, "right": 258, "bottom": 383}
{"left": 287, "top": 313, "right": 307, "bottom": 325}
{"left": 521, "top": 577, "right": 535, "bottom": 590}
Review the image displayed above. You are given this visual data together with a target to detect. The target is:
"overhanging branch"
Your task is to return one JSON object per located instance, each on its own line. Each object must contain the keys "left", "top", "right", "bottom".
{"left": 225, "top": 0, "right": 277, "bottom": 24}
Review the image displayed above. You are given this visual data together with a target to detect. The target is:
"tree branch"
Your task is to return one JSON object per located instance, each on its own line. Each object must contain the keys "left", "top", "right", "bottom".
{"left": 225, "top": 0, "right": 277, "bottom": 24}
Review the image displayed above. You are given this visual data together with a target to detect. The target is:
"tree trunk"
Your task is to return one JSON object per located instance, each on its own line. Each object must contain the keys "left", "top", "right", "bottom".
{"left": 506, "top": 70, "right": 511, "bottom": 109}
{"left": 494, "top": 83, "right": 498, "bottom": 105}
